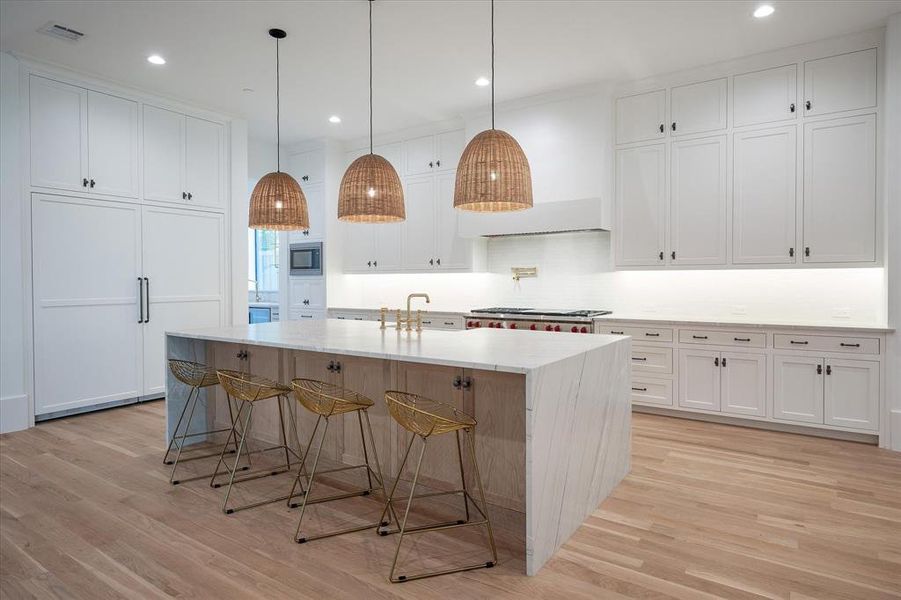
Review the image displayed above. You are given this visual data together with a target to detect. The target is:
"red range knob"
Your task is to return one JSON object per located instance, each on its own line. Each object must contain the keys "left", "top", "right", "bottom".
{"left": 545, "top": 324, "right": 553, "bottom": 331}
{"left": 509, "top": 323, "right": 517, "bottom": 329}
{"left": 466, "top": 321, "right": 474, "bottom": 328}
{"left": 530, "top": 324, "right": 537, "bottom": 331}
{"left": 475, "top": 321, "right": 481, "bottom": 327}
{"left": 496, "top": 322, "right": 504, "bottom": 329}
{"left": 488, "top": 322, "right": 495, "bottom": 328}
{"left": 554, "top": 325, "right": 561, "bottom": 332}
{"left": 571, "top": 326, "right": 579, "bottom": 333}
{"left": 580, "top": 327, "right": 588, "bottom": 333}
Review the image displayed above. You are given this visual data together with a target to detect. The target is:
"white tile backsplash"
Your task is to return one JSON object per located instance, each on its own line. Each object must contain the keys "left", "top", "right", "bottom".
{"left": 329, "top": 231, "right": 886, "bottom": 325}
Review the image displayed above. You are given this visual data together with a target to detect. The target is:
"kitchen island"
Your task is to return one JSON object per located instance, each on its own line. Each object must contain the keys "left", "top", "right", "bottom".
{"left": 165, "top": 319, "right": 631, "bottom": 575}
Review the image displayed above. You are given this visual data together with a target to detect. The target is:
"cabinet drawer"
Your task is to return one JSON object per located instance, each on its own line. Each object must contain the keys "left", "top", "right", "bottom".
{"left": 420, "top": 315, "right": 463, "bottom": 330}
{"left": 602, "top": 325, "right": 673, "bottom": 342}
{"left": 632, "top": 347, "right": 673, "bottom": 374}
{"left": 630, "top": 377, "right": 673, "bottom": 407}
{"left": 773, "top": 334, "right": 879, "bottom": 354}
{"left": 679, "top": 329, "right": 766, "bottom": 348}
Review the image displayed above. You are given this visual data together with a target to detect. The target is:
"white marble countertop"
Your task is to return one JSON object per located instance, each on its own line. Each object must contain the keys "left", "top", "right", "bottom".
{"left": 593, "top": 314, "right": 893, "bottom": 333}
{"left": 167, "top": 319, "right": 628, "bottom": 374}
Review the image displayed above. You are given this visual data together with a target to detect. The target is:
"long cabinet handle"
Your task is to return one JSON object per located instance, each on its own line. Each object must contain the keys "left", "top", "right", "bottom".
{"left": 631, "top": 356, "right": 648, "bottom": 361}
{"left": 632, "top": 386, "right": 647, "bottom": 392}
{"left": 840, "top": 343, "right": 860, "bottom": 348}
{"left": 138, "top": 278, "right": 144, "bottom": 323}
{"left": 692, "top": 335, "right": 708, "bottom": 339}
{"left": 144, "top": 277, "right": 150, "bottom": 323}
{"left": 790, "top": 340, "right": 808, "bottom": 345}
{"left": 734, "top": 337, "right": 751, "bottom": 342}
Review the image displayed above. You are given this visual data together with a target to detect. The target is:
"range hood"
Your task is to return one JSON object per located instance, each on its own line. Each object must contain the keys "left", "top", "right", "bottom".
{"left": 457, "top": 197, "right": 610, "bottom": 237}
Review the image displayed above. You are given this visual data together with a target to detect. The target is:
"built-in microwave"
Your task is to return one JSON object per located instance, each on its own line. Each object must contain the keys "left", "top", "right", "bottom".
{"left": 289, "top": 242, "right": 323, "bottom": 276}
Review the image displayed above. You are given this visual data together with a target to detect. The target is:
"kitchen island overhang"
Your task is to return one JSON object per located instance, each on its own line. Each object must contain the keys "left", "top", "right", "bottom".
{"left": 165, "top": 319, "right": 631, "bottom": 575}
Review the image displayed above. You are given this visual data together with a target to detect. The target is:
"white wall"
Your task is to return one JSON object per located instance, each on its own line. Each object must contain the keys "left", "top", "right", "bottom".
{"left": 329, "top": 231, "right": 886, "bottom": 326}
{"left": 0, "top": 52, "right": 28, "bottom": 433}
{"left": 884, "top": 12, "right": 901, "bottom": 451}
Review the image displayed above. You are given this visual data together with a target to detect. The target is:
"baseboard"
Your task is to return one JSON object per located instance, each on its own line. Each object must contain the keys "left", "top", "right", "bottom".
{"left": 891, "top": 410, "right": 901, "bottom": 452}
{"left": 0, "top": 394, "right": 29, "bottom": 434}
{"left": 633, "top": 405, "right": 878, "bottom": 444}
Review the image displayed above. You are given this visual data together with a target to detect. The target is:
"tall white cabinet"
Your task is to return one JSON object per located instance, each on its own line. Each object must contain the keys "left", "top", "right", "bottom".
{"left": 614, "top": 43, "right": 879, "bottom": 270}
{"left": 27, "top": 71, "right": 230, "bottom": 419}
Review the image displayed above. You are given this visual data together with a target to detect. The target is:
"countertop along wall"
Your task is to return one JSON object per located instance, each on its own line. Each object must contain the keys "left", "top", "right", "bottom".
{"left": 329, "top": 231, "right": 887, "bottom": 328}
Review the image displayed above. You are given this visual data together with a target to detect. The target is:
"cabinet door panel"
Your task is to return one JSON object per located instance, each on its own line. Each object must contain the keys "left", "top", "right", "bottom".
{"left": 404, "top": 134, "right": 435, "bottom": 176}
{"left": 402, "top": 176, "right": 436, "bottom": 269}
{"left": 773, "top": 356, "right": 823, "bottom": 424}
{"left": 185, "top": 116, "right": 223, "bottom": 209}
{"left": 372, "top": 143, "right": 404, "bottom": 270}
{"left": 804, "top": 49, "right": 876, "bottom": 116}
{"left": 30, "top": 76, "right": 87, "bottom": 192}
{"left": 143, "top": 105, "right": 185, "bottom": 203}
{"left": 87, "top": 90, "right": 139, "bottom": 198}
{"left": 733, "top": 126, "right": 796, "bottom": 264}
{"left": 824, "top": 359, "right": 879, "bottom": 431}
{"left": 338, "top": 356, "right": 393, "bottom": 469}
{"left": 436, "top": 129, "right": 465, "bottom": 171}
{"left": 614, "top": 144, "right": 666, "bottom": 266}
{"left": 803, "top": 114, "right": 876, "bottom": 263}
{"left": 435, "top": 171, "right": 468, "bottom": 269}
{"left": 678, "top": 350, "right": 721, "bottom": 411}
{"left": 141, "top": 206, "right": 224, "bottom": 395}
{"left": 341, "top": 221, "right": 377, "bottom": 272}
{"left": 615, "top": 90, "right": 666, "bottom": 145}
{"left": 670, "top": 78, "right": 727, "bottom": 136}
{"left": 288, "top": 148, "right": 324, "bottom": 184}
{"left": 302, "top": 184, "right": 325, "bottom": 240}
{"left": 733, "top": 65, "right": 797, "bottom": 127}
{"left": 293, "top": 351, "right": 343, "bottom": 460}
{"left": 721, "top": 353, "right": 766, "bottom": 416}
{"left": 32, "top": 194, "right": 142, "bottom": 415}
{"left": 670, "top": 135, "right": 727, "bottom": 265}
{"left": 289, "top": 278, "right": 326, "bottom": 310}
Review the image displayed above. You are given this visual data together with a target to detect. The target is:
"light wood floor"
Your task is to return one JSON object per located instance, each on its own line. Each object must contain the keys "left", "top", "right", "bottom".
{"left": 1, "top": 401, "right": 900, "bottom": 599}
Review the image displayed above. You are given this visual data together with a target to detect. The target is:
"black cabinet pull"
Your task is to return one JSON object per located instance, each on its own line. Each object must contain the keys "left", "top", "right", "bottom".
{"left": 659, "top": 251, "right": 664, "bottom": 261}
{"left": 83, "top": 177, "right": 89, "bottom": 187}
{"left": 143, "top": 277, "right": 150, "bottom": 323}
{"left": 631, "top": 356, "right": 647, "bottom": 361}
{"left": 373, "top": 260, "right": 377, "bottom": 267}
{"left": 461, "top": 377, "right": 473, "bottom": 390}
{"left": 790, "top": 103, "right": 795, "bottom": 113}
{"left": 826, "top": 365, "right": 832, "bottom": 375}
{"left": 840, "top": 343, "right": 860, "bottom": 348}
{"left": 714, "top": 357, "right": 719, "bottom": 367}
{"left": 721, "top": 357, "right": 727, "bottom": 367}
{"left": 671, "top": 251, "right": 676, "bottom": 260}
{"left": 182, "top": 191, "right": 188, "bottom": 200}
{"left": 789, "top": 247, "right": 794, "bottom": 258}
{"left": 327, "top": 361, "right": 335, "bottom": 372}
{"left": 790, "top": 340, "right": 808, "bottom": 345}
{"left": 452, "top": 375, "right": 462, "bottom": 389}
{"left": 671, "top": 122, "right": 676, "bottom": 131}
{"left": 429, "top": 258, "right": 434, "bottom": 266}
{"left": 692, "top": 335, "right": 708, "bottom": 340}
{"left": 428, "top": 161, "right": 434, "bottom": 168}
{"left": 611, "top": 331, "right": 624, "bottom": 335}
{"left": 804, "top": 247, "right": 810, "bottom": 257}
{"left": 436, "top": 258, "right": 441, "bottom": 266}
{"left": 632, "top": 386, "right": 647, "bottom": 392}
{"left": 817, "top": 364, "right": 822, "bottom": 375}
{"left": 89, "top": 179, "right": 95, "bottom": 188}
{"left": 659, "top": 124, "right": 664, "bottom": 133}
{"left": 367, "top": 261, "right": 372, "bottom": 267}
{"left": 645, "top": 332, "right": 660, "bottom": 337}
{"left": 187, "top": 192, "right": 192, "bottom": 200}
{"left": 805, "top": 100, "right": 811, "bottom": 111}
{"left": 436, "top": 160, "right": 441, "bottom": 167}
{"left": 138, "top": 278, "right": 144, "bottom": 323}
{"left": 443, "top": 321, "right": 455, "bottom": 326}
{"left": 302, "top": 175, "right": 309, "bottom": 181}
{"left": 734, "top": 337, "right": 751, "bottom": 342}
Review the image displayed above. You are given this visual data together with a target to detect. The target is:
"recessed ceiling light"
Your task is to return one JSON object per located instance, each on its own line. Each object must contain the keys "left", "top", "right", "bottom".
{"left": 328, "top": 115, "right": 342, "bottom": 124}
{"left": 475, "top": 76, "right": 490, "bottom": 87}
{"left": 147, "top": 54, "right": 166, "bottom": 65}
{"left": 753, "top": 4, "right": 775, "bottom": 18}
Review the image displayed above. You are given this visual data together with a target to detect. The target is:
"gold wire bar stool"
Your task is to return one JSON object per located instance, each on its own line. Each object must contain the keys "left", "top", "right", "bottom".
{"left": 286, "top": 378, "right": 393, "bottom": 543}
{"left": 378, "top": 391, "right": 498, "bottom": 583}
{"left": 210, "top": 369, "right": 305, "bottom": 514}
{"left": 164, "top": 359, "right": 246, "bottom": 485}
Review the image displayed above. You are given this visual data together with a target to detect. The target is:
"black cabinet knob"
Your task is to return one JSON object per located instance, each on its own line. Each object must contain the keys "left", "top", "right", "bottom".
{"left": 671, "top": 251, "right": 676, "bottom": 260}
{"left": 187, "top": 192, "right": 192, "bottom": 200}
{"left": 428, "top": 161, "right": 434, "bottom": 168}
{"left": 429, "top": 258, "right": 434, "bottom": 266}
{"left": 83, "top": 178, "right": 89, "bottom": 187}
{"left": 790, "top": 103, "right": 795, "bottom": 113}
{"left": 805, "top": 100, "right": 811, "bottom": 111}
{"left": 671, "top": 122, "right": 676, "bottom": 131}
{"left": 89, "top": 179, "right": 95, "bottom": 188}
{"left": 182, "top": 191, "right": 187, "bottom": 200}
{"left": 436, "top": 160, "right": 441, "bottom": 167}
{"left": 659, "top": 124, "right": 665, "bottom": 133}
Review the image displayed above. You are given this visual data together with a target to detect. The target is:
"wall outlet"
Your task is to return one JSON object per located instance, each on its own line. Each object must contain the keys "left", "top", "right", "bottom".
{"left": 833, "top": 307, "right": 851, "bottom": 319}
{"left": 731, "top": 305, "right": 748, "bottom": 316}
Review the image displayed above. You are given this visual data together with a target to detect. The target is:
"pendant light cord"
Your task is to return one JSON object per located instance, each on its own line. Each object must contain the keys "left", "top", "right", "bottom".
{"left": 276, "top": 35, "right": 281, "bottom": 171}
{"left": 491, "top": 0, "right": 495, "bottom": 130}
{"left": 369, "top": 0, "right": 374, "bottom": 154}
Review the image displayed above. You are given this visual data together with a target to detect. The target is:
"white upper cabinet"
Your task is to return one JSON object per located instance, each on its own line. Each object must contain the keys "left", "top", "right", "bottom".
{"left": 30, "top": 76, "right": 87, "bottom": 193}
{"left": 670, "top": 135, "right": 727, "bottom": 265}
{"left": 614, "top": 144, "right": 666, "bottom": 266}
{"left": 87, "top": 91, "right": 139, "bottom": 198}
{"left": 405, "top": 135, "right": 436, "bottom": 176}
{"left": 184, "top": 116, "right": 223, "bottom": 209}
{"left": 824, "top": 359, "right": 879, "bottom": 431}
{"left": 289, "top": 148, "right": 325, "bottom": 185}
{"left": 286, "top": 183, "right": 326, "bottom": 241}
{"left": 804, "top": 48, "right": 876, "bottom": 116}
{"left": 733, "top": 65, "right": 798, "bottom": 127}
{"left": 435, "top": 129, "right": 465, "bottom": 172}
{"left": 803, "top": 114, "right": 876, "bottom": 263}
{"left": 143, "top": 105, "right": 225, "bottom": 210}
{"left": 402, "top": 175, "right": 436, "bottom": 270}
{"left": 733, "top": 125, "right": 797, "bottom": 264}
{"left": 143, "top": 105, "right": 185, "bottom": 203}
{"left": 30, "top": 76, "right": 138, "bottom": 198}
{"left": 670, "top": 78, "right": 727, "bottom": 136}
{"left": 434, "top": 171, "right": 467, "bottom": 268}
{"left": 616, "top": 90, "right": 666, "bottom": 145}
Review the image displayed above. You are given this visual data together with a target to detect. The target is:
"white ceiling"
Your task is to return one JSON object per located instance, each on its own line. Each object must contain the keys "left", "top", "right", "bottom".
{"left": 2, "top": 1, "right": 900, "bottom": 145}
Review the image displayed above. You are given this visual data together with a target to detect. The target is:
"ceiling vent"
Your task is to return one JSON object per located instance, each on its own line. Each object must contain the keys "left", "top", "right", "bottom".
{"left": 37, "top": 21, "right": 85, "bottom": 42}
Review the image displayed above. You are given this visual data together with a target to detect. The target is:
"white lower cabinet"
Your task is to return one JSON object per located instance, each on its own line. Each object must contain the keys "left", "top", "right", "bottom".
{"left": 720, "top": 353, "right": 767, "bottom": 416}
{"left": 289, "top": 278, "right": 326, "bottom": 311}
{"left": 773, "top": 355, "right": 824, "bottom": 424}
{"left": 631, "top": 377, "right": 673, "bottom": 407}
{"left": 823, "top": 359, "right": 879, "bottom": 431}
{"left": 679, "top": 350, "right": 721, "bottom": 411}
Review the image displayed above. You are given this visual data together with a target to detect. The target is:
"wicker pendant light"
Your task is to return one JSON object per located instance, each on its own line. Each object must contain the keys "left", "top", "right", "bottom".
{"left": 454, "top": 0, "right": 532, "bottom": 212}
{"left": 249, "top": 28, "right": 309, "bottom": 231}
{"left": 338, "top": 0, "right": 405, "bottom": 223}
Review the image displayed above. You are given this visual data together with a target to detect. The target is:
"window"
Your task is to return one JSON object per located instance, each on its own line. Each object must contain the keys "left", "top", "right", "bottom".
{"left": 249, "top": 229, "right": 279, "bottom": 293}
